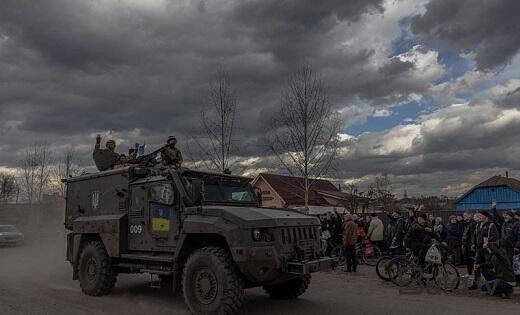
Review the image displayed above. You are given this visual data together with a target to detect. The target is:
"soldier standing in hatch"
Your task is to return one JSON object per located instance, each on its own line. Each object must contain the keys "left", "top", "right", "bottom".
{"left": 93, "top": 134, "right": 126, "bottom": 170}
{"left": 126, "top": 143, "right": 140, "bottom": 164}
{"left": 161, "top": 136, "right": 183, "bottom": 168}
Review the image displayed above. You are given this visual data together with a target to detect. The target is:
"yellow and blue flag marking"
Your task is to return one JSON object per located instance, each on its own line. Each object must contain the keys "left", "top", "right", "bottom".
{"left": 151, "top": 204, "right": 171, "bottom": 232}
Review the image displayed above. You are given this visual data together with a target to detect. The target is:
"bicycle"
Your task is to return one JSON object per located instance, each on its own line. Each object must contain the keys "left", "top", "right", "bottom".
{"left": 376, "top": 256, "right": 392, "bottom": 281}
{"left": 386, "top": 240, "right": 460, "bottom": 291}
{"left": 330, "top": 238, "right": 382, "bottom": 267}
{"left": 358, "top": 239, "right": 382, "bottom": 266}
{"left": 375, "top": 245, "right": 408, "bottom": 282}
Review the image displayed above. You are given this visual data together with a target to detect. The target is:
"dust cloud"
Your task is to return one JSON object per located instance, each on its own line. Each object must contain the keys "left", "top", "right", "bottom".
{"left": 0, "top": 202, "right": 190, "bottom": 315}
{"left": 0, "top": 202, "right": 71, "bottom": 287}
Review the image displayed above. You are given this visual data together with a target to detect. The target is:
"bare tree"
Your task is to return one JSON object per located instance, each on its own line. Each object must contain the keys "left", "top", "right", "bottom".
{"left": 0, "top": 172, "right": 17, "bottom": 203}
{"left": 195, "top": 70, "right": 238, "bottom": 173}
{"left": 270, "top": 66, "right": 342, "bottom": 207}
{"left": 51, "top": 148, "right": 82, "bottom": 197}
{"left": 18, "top": 144, "right": 52, "bottom": 203}
{"left": 344, "top": 183, "right": 365, "bottom": 213}
{"left": 372, "top": 174, "right": 395, "bottom": 211}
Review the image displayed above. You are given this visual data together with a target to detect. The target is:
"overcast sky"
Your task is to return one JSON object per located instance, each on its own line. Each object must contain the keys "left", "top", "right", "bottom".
{"left": 1, "top": 0, "right": 519, "bottom": 197}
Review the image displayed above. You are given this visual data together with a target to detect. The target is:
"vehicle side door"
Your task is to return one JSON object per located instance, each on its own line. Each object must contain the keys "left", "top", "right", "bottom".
{"left": 128, "top": 180, "right": 180, "bottom": 252}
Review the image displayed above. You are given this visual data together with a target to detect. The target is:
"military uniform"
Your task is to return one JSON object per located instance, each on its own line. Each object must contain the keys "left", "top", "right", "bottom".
{"left": 93, "top": 136, "right": 125, "bottom": 171}
{"left": 126, "top": 144, "right": 139, "bottom": 164}
{"left": 161, "top": 146, "right": 183, "bottom": 168}
{"left": 160, "top": 136, "right": 183, "bottom": 168}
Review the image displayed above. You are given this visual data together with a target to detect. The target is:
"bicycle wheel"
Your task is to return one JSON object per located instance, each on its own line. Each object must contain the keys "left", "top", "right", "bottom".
{"left": 387, "top": 257, "right": 415, "bottom": 286}
{"left": 433, "top": 263, "right": 460, "bottom": 291}
{"left": 375, "top": 256, "right": 392, "bottom": 281}
{"left": 330, "top": 245, "right": 346, "bottom": 266}
{"left": 363, "top": 246, "right": 382, "bottom": 266}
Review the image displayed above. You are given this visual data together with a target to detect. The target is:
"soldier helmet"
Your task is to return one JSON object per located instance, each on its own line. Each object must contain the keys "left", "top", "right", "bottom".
{"left": 167, "top": 136, "right": 177, "bottom": 144}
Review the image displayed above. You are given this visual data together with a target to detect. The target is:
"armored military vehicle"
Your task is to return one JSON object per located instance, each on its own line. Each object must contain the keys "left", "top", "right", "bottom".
{"left": 65, "top": 165, "right": 332, "bottom": 314}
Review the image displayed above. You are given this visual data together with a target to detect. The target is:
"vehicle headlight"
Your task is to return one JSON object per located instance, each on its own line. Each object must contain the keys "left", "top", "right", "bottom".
{"left": 252, "top": 229, "right": 262, "bottom": 241}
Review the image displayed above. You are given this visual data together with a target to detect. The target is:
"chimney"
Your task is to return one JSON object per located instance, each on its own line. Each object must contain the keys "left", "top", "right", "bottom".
{"left": 506, "top": 171, "right": 509, "bottom": 178}
{"left": 338, "top": 184, "right": 341, "bottom": 191}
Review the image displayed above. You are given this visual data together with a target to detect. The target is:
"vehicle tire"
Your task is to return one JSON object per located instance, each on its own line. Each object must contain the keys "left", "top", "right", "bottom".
{"left": 375, "top": 256, "right": 392, "bottom": 281}
{"left": 182, "top": 246, "right": 244, "bottom": 315}
{"left": 363, "top": 246, "right": 382, "bottom": 266}
{"left": 433, "top": 263, "right": 460, "bottom": 291}
{"left": 263, "top": 275, "right": 311, "bottom": 300}
{"left": 78, "top": 240, "right": 117, "bottom": 296}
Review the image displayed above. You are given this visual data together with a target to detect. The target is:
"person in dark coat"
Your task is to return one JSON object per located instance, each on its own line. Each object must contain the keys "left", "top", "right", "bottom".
{"left": 499, "top": 211, "right": 520, "bottom": 286}
{"left": 405, "top": 214, "right": 434, "bottom": 266}
{"left": 446, "top": 215, "right": 463, "bottom": 266}
{"left": 321, "top": 212, "right": 335, "bottom": 255}
{"left": 476, "top": 244, "right": 515, "bottom": 299}
{"left": 462, "top": 212, "right": 477, "bottom": 275}
{"left": 474, "top": 211, "right": 499, "bottom": 250}
{"left": 343, "top": 214, "right": 358, "bottom": 273}
{"left": 469, "top": 210, "right": 500, "bottom": 289}
{"left": 456, "top": 214, "right": 465, "bottom": 261}
{"left": 332, "top": 211, "right": 344, "bottom": 246}
{"left": 363, "top": 216, "right": 371, "bottom": 234}
{"left": 388, "top": 212, "right": 406, "bottom": 254}
{"left": 497, "top": 212, "right": 520, "bottom": 261}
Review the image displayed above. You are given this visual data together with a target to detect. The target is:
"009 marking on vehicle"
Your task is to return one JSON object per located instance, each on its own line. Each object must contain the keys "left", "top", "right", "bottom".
{"left": 129, "top": 225, "right": 143, "bottom": 234}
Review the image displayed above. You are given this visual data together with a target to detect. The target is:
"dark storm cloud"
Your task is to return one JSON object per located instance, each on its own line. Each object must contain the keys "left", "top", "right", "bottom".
{"left": 0, "top": 1, "right": 145, "bottom": 70}
{"left": 2, "top": 0, "right": 433, "bottom": 168}
{"left": 411, "top": 0, "right": 520, "bottom": 71}
{"left": 232, "top": 0, "right": 384, "bottom": 63}
{"left": 2, "top": 0, "right": 518, "bottom": 197}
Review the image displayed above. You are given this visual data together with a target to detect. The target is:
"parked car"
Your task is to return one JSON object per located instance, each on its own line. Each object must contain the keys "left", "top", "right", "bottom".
{"left": 0, "top": 225, "right": 24, "bottom": 246}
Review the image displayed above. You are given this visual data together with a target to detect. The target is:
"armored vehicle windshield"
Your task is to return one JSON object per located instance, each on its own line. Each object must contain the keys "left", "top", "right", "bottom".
{"left": 182, "top": 170, "right": 258, "bottom": 206}
{"left": 203, "top": 180, "right": 256, "bottom": 204}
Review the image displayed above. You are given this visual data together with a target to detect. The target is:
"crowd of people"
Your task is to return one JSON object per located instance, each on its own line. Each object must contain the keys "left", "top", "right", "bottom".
{"left": 319, "top": 208, "right": 520, "bottom": 298}
{"left": 320, "top": 211, "right": 385, "bottom": 272}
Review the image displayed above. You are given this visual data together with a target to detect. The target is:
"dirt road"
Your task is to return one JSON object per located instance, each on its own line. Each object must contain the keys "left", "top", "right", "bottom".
{"left": 1, "top": 228, "right": 519, "bottom": 315}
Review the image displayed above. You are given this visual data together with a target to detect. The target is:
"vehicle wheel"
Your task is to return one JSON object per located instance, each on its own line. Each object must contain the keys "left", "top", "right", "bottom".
{"left": 433, "top": 263, "right": 460, "bottom": 291}
{"left": 363, "top": 246, "right": 382, "bottom": 266}
{"left": 375, "top": 256, "right": 392, "bottom": 281}
{"left": 182, "top": 246, "right": 244, "bottom": 315}
{"left": 78, "top": 241, "right": 117, "bottom": 296}
{"left": 263, "top": 275, "right": 310, "bottom": 299}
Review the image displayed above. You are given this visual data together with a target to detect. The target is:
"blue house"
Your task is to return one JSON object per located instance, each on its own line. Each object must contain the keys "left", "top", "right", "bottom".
{"left": 456, "top": 175, "right": 520, "bottom": 211}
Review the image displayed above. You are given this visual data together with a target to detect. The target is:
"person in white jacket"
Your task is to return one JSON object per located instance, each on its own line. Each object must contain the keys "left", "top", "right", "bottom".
{"left": 368, "top": 213, "right": 385, "bottom": 250}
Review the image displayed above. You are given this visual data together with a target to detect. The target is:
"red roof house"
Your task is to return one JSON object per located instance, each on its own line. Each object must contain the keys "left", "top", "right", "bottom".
{"left": 252, "top": 173, "right": 367, "bottom": 211}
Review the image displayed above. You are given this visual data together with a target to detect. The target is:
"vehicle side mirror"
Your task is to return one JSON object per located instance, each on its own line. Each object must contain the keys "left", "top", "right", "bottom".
{"left": 191, "top": 179, "right": 203, "bottom": 205}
